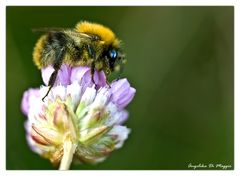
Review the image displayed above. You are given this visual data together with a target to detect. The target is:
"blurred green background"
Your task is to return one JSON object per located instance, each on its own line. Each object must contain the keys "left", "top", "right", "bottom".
{"left": 6, "top": 6, "right": 234, "bottom": 170}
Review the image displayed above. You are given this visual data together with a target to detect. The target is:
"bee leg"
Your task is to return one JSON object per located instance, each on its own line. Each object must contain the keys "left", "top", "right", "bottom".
{"left": 86, "top": 44, "right": 96, "bottom": 59}
{"left": 116, "top": 72, "right": 122, "bottom": 81}
{"left": 42, "top": 85, "right": 53, "bottom": 102}
{"left": 90, "top": 63, "right": 96, "bottom": 85}
{"left": 42, "top": 69, "right": 59, "bottom": 101}
{"left": 116, "top": 76, "right": 120, "bottom": 81}
{"left": 113, "top": 69, "right": 122, "bottom": 83}
{"left": 106, "top": 80, "right": 111, "bottom": 88}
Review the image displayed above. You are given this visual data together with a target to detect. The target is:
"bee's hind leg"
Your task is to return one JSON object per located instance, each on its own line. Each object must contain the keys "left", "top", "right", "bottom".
{"left": 42, "top": 69, "right": 58, "bottom": 101}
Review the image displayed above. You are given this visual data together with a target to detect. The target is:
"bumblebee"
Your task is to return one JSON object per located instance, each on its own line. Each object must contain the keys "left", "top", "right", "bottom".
{"left": 33, "top": 21, "right": 125, "bottom": 100}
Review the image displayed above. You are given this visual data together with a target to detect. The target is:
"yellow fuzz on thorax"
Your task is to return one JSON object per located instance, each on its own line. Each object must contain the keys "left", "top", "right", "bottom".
{"left": 75, "top": 21, "right": 120, "bottom": 48}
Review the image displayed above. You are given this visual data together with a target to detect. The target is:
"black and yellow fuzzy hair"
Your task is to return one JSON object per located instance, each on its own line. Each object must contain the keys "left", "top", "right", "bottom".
{"left": 75, "top": 21, "right": 120, "bottom": 48}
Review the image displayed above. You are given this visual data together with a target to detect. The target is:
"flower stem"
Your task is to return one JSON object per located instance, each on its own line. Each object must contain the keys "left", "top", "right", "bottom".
{"left": 59, "top": 140, "right": 77, "bottom": 170}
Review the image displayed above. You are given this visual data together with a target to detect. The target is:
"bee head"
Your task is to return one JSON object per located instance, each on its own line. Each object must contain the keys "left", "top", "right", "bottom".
{"left": 76, "top": 21, "right": 124, "bottom": 72}
{"left": 106, "top": 46, "right": 126, "bottom": 72}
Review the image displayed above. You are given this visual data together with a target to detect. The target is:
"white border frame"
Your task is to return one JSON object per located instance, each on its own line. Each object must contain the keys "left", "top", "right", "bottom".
{"left": 1, "top": 1, "right": 239, "bottom": 176}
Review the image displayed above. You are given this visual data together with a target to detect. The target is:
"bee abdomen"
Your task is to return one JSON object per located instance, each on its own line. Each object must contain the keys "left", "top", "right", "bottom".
{"left": 33, "top": 35, "right": 48, "bottom": 69}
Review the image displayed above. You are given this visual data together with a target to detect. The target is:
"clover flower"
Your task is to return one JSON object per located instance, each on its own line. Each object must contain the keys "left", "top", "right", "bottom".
{"left": 21, "top": 65, "right": 136, "bottom": 170}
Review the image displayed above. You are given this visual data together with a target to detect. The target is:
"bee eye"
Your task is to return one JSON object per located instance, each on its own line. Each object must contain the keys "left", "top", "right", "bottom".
{"left": 109, "top": 49, "right": 118, "bottom": 60}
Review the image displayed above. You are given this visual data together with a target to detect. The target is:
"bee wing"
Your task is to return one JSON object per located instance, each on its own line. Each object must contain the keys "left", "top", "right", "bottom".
{"left": 78, "top": 33, "right": 92, "bottom": 39}
{"left": 32, "top": 27, "right": 70, "bottom": 33}
{"left": 77, "top": 32, "right": 101, "bottom": 41}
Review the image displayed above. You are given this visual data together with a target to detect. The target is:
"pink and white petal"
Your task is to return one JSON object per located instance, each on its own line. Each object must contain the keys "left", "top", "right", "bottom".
{"left": 116, "top": 87, "right": 136, "bottom": 109}
{"left": 26, "top": 134, "right": 43, "bottom": 155}
{"left": 66, "top": 81, "right": 82, "bottom": 107}
{"left": 41, "top": 66, "right": 55, "bottom": 86}
{"left": 116, "top": 110, "right": 129, "bottom": 125}
{"left": 92, "top": 87, "right": 110, "bottom": 108}
{"left": 108, "top": 125, "right": 130, "bottom": 149}
{"left": 96, "top": 71, "right": 107, "bottom": 88}
{"left": 70, "top": 66, "right": 91, "bottom": 84}
{"left": 110, "top": 78, "right": 130, "bottom": 96}
{"left": 104, "top": 102, "right": 119, "bottom": 126}
{"left": 41, "top": 65, "right": 71, "bottom": 86}
{"left": 52, "top": 85, "right": 66, "bottom": 100}
{"left": 109, "top": 78, "right": 136, "bottom": 109}
{"left": 57, "top": 65, "right": 72, "bottom": 85}
{"left": 21, "top": 88, "right": 41, "bottom": 116}
{"left": 80, "top": 86, "right": 97, "bottom": 106}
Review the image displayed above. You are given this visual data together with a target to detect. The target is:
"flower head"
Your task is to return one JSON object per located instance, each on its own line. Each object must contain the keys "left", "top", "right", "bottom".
{"left": 21, "top": 65, "right": 135, "bottom": 168}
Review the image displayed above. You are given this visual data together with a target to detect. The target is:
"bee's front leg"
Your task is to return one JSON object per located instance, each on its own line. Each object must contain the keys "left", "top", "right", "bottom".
{"left": 106, "top": 80, "right": 111, "bottom": 88}
{"left": 85, "top": 43, "right": 97, "bottom": 85}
